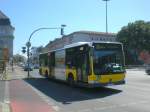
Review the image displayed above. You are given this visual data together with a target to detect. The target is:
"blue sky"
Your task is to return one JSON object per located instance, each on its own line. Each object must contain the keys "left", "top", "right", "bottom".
{"left": 0, "top": 0, "right": 150, "bottom": 55}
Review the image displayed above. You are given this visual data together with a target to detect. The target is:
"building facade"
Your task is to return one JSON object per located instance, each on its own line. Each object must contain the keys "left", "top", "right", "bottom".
{"left": 30, "top": 46, "right": 43, "bottom": 64}
{"left": 44, "top": 31, "right": 116, "bottom": 52}
{"left": 0, "top": 10, "right": 15, "bottom": 60}
{"left": 30, "top": 47, "right": 39, "bottom": 64}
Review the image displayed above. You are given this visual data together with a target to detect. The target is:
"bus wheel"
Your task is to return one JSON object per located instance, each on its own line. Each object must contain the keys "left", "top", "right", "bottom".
{"left": 45, "top": 71, "right": 48, "bottom": 77}
{"left": 68, "top": 75, "right": 74, "bottom": 87}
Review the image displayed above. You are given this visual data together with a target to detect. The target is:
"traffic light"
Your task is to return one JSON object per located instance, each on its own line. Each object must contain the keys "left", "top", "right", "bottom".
{"left": 61, "top": 24, "right": 66, "bottom": 36}
{"left": 61, "top": 27, "right": 64, "bottom": 36}
{"left": 22, "top": 47, "right": 26, "bottom": 54}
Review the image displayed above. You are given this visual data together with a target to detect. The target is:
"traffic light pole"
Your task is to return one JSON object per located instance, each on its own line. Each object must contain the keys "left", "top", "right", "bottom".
{"left": 26, "top": 25, "right": 66, "bottom": 78}
{"left": 27, "top": 45, "right": 30, "bottom": 77}
{"left": 26, "top": 41, "right": 31, "bottom": 78}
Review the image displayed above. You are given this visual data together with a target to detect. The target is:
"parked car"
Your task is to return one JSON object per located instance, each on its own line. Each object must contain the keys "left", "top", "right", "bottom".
{"left": 145, "top": 64, "right": 150, "bottom": 75}
{"left": 24, "top": 64, "right": 33, "bottom": 71}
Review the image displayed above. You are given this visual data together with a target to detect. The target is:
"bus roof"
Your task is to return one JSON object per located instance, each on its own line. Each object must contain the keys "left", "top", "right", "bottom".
{"left": 64, "top": 41, "right": 122, "bottom": 49}
{"left": 40, "top": 41, "right": 123, "bottom": 55}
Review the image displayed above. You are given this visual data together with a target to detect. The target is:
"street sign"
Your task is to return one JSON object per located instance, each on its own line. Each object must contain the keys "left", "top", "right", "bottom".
{"left": 26, "top": 41, "right": 31, "bottom": 47}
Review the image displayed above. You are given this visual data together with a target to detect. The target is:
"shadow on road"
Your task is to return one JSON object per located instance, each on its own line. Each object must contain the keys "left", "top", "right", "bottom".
{"left": 24, "top": 78, "right": 122, "bottom": 104}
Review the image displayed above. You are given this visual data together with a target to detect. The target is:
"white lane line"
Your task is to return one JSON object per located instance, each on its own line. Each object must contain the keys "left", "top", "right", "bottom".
{"left": 125, "top": 84, "right": 150, "bottom": 92}
{"left": 25, "top": 82, "right": 60, "bottom": 111}
{"left": 52, "top": 106, "right": 60, "bottom": 111}
{"left": 124, "top": 100, "right": 149, "bottom": 107}
{"left": 128, "top": 82, "right": 150, "bottom": 88}
{"left": 119, "top": 104, "right": 128, "bottom": 107}
{"left": 93, "top": 106, "right": 108, "bottom": 111}
{"left": 95, "top": 99, "right": 106, "bottom": 103}
{"left": 93, "top": 100, "right": 149, "bottom": 111}
{"left": 125, "top": 91, "right": 150, "bottom": 99}
{"left": 78, "top": 109, "right": 91, "bottom": 112}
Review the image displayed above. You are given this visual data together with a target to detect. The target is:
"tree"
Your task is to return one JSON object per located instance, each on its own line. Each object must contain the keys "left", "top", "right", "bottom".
{"left": 13, "top": 54, "right": 26, "bottom": 64}
{"left": 30, "top": 46, "right": 43, "bottom": 64}
{"left": 117, "top": 20, "right": 150, "bottom": 65}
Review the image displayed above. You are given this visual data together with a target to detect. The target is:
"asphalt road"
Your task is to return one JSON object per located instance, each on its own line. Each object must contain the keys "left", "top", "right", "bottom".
{"left": 10, "top": 67, "right": 150, "bottom": 112}
{"left": 20, "top": 69, "right": 150, "bottom": 112}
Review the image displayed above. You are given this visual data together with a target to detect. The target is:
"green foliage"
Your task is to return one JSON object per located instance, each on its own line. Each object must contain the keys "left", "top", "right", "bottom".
{"left": 117, "top": 20, "right": 150, "bottom": 65}
{"left": 13, "top": 54, "right": 26, "bottom": 63}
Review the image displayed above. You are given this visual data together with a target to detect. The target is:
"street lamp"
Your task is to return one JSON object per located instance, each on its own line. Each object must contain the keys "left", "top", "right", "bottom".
{"left": 26, "top": 24, "right": 66, "bottom": 78}
{"left": 102, "top": 0, "right": 110, "bottom": 33}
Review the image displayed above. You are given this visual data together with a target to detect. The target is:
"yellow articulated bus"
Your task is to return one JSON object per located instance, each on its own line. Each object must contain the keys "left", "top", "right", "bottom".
{"left": 39, "top": 41, "right": 126, "bottom": 87}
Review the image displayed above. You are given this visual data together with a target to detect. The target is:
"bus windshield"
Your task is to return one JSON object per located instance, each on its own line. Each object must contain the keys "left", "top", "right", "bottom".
{"left": 93, "top": 43, "right": 125, "bottom": 75}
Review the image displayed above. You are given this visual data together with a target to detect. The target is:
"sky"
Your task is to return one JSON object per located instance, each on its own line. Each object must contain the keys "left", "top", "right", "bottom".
{"left": 0, "top": 0, "right": 150, "bottom": 55}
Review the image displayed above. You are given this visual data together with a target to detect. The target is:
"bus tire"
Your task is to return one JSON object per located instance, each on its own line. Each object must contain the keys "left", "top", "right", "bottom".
{"left": 45, "top": 71, "right": 48, "bottom": 77}
{"left": 68, "top": 74, "right": 75, "bottom": 87}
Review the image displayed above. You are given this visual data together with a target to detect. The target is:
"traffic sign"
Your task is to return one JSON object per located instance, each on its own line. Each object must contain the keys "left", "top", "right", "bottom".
{"left": 26, "top": 41, "right": 31, "bottom": 47}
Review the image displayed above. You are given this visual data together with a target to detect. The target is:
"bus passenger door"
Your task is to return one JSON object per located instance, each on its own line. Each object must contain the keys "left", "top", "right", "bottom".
{"left": 49, "top": 52, "right": 55, "bottom": 78}
{"left": 76, "top": 53, "right": 88, "bottom": 83}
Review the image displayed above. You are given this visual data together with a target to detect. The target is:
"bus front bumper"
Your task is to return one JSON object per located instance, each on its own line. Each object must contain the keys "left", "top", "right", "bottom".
{"left": 77, "top": 80, "right": 125, "bottom": 88}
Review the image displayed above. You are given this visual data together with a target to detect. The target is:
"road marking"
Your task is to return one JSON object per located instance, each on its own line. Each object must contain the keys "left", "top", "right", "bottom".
{"left": 95, "top": 99, "right": 106, "bottom": 103}
{"left": 124, "top": 91, "right": 149, "bottom": 99}
{"left": 119, "top": 104, "right": 128, "bottom": 107}
{"left": 52, "top": 106, "right": 60, "bottom": 111}
{"left": 128, "top": 82, "right": 150, "bottom": 88}
{"left": 25, "top": 82, "right": 60, "bottom": 111}
{"left": 125, "top": 100, "right": 149, "bottom": 107}
{"left": 93, "top": 106, "right": 108, "bottom": 111}
{"left": 77, "top": 109, "right": 91, "bottom": 112}
{"left": 92, "top": 100, "right": 149, "bottom": 111}
{"left": 125, "top": 84, "right": 150, "bottom": 92}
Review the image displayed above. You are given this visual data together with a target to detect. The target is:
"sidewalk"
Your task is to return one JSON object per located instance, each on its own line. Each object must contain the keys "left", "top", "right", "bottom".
{"left": 9, "top": 80, "right": 54, "bottom": 112}
{"left": 2, "top": 66, "right": 55, "bottom": 112}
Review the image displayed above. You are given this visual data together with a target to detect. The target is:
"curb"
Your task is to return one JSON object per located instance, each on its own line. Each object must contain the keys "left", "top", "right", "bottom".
{"left": 2, "top": 102, "right": 11, "bottom": 112}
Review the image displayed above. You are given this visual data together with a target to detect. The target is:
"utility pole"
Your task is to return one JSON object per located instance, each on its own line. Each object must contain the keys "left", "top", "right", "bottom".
{"left": 26, "top": 41, "right": 31, "bottom": 78}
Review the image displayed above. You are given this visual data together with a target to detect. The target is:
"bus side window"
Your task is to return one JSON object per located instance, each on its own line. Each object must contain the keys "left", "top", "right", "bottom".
{"left": 39, "top": 61, "right": 41, "bottom": 66}
{"left": 42, "top": 60, "right": 45, "bottom": 66}
{"left": 66, "top": 56, "right": 75, "bottom": 68}
{"left": 66, "top": 57, "right": 72, "bottom": 67}
{"left": 45, "top": 59, "right": 48, "bottom": 66}
{"left": 51, "top": 52, "right": 55, "bottom": 67}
